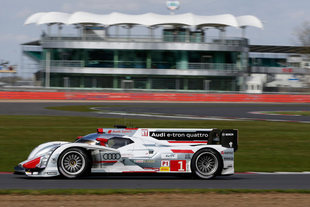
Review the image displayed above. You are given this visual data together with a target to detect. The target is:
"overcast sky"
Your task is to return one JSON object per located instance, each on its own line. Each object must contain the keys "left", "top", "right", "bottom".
{"left": 1, "top": 0, "right": 310, "bottom": 68}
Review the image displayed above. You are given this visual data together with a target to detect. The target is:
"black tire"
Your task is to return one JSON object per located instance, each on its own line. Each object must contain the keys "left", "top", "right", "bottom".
{"left": 58, "top": 148, "right": 90, "bottom": 178}
{"left": 191, "top": 148, "right": 223, "bottom": 179}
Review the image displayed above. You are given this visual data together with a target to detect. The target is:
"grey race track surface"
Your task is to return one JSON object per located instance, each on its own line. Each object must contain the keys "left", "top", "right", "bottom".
{"left": 1, "top": 173, "right": 310, "bottom": 190}
{"left": 0, "top": 102, "right": 310, "bottom": 122}
{"left": 1, "top": 101, "right": 309, "bottom": 190}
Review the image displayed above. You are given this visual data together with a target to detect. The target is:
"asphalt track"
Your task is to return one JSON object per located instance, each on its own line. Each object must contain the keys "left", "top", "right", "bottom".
{"left": 1, "top": 173, "right": 310, "bottom": 190}
{"left": 1, "top": 101, "right": 309, "bottom": 190}
{"left": 0, "top": 102, "right": 310, "bottom": 122}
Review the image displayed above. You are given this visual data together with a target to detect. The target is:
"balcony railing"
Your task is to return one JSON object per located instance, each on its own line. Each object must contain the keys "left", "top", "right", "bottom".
{"left": 187, "top": 63, "right": 240, "bottom": 71}
{"left": 41, "top": 60, "right": 243, "bottom": 72}
{"left": 42, "top": 34, "right": 248, "bottom": 47}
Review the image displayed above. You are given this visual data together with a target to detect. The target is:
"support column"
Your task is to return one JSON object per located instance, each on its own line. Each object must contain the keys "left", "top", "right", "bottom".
{"left": 146, "top": 51, "right": 151, "bottom": 69}
{"left": 231, "top": 79, "right": 236, "bottom": 91}
{"left": 83, "top": 49, "right": 88, "bottom": 67}
{"left": 113, "top": 76, "right": 118, "bottom": 88}
{"left": 241, "top": 26, "right": 246, "bottom": 38}
{"left": 80, "top": 76, "right": 84, "bottom": 88}
{"left": 57, "top": 24, "right": 62, "bottom": 40}
{"left": 219, "top": 27, "right": 226, "bottom": 43}
{"left": 45, "top": 50, "right": 51, "bottom": 88}
{"left": 92, "top": 77, "right": 97, "bottom": 88}
{"left": 114, "top": 50, "right": 119, "bottom": 68}
{"left": 146, "top": 77, "right": 152, "bottom": 89}
{"left": 183, "top": 79, "right": 188, "bottom": 90}
{"left": 47, "top": 24, "right": 51, "bottom": 36}
{"left": 176, "top": 79, "right": 180, "bottom": 90}
{"left": 178, "top": 51, "right": 188, "bottom": 69}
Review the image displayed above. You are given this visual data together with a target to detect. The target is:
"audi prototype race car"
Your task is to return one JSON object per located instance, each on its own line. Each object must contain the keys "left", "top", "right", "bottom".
{"left": 15, "top": 127, "right": 238, "bottom": 179}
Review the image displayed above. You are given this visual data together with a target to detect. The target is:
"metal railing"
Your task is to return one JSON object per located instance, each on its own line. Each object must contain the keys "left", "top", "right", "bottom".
{"left": 187, "top": 63, "right": 241, "bottom": 72}
{"left": 41, "top": 60, "right": 85, "bottom": 68}
{"left": 42, "top": 34, "right": 248, "bottom": 47}
{"left": 41, "top": 60, "right": 243, "bottom": 72}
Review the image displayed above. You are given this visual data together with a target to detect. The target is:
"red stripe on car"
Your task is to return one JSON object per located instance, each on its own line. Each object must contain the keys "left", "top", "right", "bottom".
{"left": 171, "top": 149, "right": 194, "bottom": 153}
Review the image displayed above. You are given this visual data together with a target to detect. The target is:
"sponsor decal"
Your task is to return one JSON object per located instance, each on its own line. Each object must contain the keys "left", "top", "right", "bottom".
{"left": 161, "top": 153, "right": 177, "bottom": 159}
{"left": 282, "top": 68, "right": 293, "bottom": 73}
{"left": 221, "top": 149, "right": 234, "bottom": 161}
{"left": 160, "top": 160, "right": 171, "bottom": 172}
{"left": 222, "top": 133, "right": 234, "bottom": 136}
{"left": 170, "top": 160, "right": 187, "bottom": 172}
{"left": 141, "top": 129, "right": 148, "bottom": 136}
{"left": 160, "top": 167, "right": 170, "bottom": 172}
{"left": 161, "top": 160, "right": 170, "bottom": 167}
{"left": 107, "top": 129, "right": 133, "bottom": 134}
{"left": 133, "top": 159, "right": 155, "bottom": 163}
{"left": 102, "top": 153, "right": 121, "bottom": 160}
{"left": 144, "top": 167, "right": 160, "bottom": 171}
{"left": 134, "top": 160, "right": 144, "bottom": 163}
{"left": 150, "top": 131, "right": 209, "bottom": 140}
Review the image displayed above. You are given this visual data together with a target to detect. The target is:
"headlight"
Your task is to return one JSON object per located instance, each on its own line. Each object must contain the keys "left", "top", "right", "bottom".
{"left": 35, "top": 146, "right": 59, "bottom": 168}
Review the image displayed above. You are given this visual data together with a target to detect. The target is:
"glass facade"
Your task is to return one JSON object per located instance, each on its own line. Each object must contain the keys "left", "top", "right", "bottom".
{"left": 42, "top": 46, "right": 242, "bottom": 91}
{"left": 27, "top": 26, "right": 252, "bottom": 91}
{"left": 47, "top": 49, "right": 241, "bottom": 70}
{"left": 48, "top": 73, "right": 238, "bottom": 91}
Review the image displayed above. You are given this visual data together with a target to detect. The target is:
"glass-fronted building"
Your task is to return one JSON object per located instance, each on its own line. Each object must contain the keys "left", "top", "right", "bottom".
{"left": 22, "top": 12, "right": 264, "bottom": 91}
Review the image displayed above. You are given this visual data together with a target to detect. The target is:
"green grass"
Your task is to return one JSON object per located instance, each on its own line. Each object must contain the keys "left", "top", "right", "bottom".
{"left": 0, "top": 115, "right": 309, "bottom": 172}
{"left": 0, "top": 189, "right": 309, "bottom": 195}
{"left": 264, "top": 111, "right": 310, "bottom": 116}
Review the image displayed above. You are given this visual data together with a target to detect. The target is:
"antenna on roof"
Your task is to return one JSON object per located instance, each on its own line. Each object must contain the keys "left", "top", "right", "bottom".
{"left": 166, "top": 1, "right": 180, "bottom": 15}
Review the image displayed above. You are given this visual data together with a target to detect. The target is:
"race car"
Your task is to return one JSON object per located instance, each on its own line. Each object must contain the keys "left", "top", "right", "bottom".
{"left": 15, "top": 126, "right": 238, "bottom": 179}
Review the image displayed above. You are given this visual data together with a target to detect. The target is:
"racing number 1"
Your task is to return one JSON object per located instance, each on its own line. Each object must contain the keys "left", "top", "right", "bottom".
{"left": 170, "top": 160, "right": 186, "bottom": 172}
{"left": 178, "top": 161, "right": 184, "bottom": 171}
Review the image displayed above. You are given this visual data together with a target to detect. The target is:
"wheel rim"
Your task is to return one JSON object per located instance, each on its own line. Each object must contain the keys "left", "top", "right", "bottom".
{"left": 61, "top": 151, "right": 85, "bottom": 175}
{"left": 195, "top": 152, "right": 218, "bottom": 176}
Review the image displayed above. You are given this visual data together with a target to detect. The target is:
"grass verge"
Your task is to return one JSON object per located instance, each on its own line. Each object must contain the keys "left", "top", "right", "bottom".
{"left": 0, "top": 115, "right": 309, "bottom": 172}
{"left": 0, "top": 189, "right": 310, "bottom": 195}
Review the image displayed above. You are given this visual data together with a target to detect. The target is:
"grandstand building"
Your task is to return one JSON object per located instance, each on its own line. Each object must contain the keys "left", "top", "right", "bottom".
{"left": 21, "top": 11, "right": 310, "bottom": 92}
{"left": 22, "top": 11, "right": 265, "bottom": 92}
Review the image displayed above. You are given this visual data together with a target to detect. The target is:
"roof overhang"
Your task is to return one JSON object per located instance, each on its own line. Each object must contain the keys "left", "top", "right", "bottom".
{"left": 25, "top": 12, "right": 263, "bottom": 29}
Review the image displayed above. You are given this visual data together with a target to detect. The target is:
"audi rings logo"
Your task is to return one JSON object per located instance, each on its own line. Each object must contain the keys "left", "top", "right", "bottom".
{"left": 102, "top": 153, "right": 121, "bottom": 160}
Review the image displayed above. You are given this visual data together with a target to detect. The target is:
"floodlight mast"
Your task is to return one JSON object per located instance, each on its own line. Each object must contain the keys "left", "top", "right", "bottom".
{"left": 166, "top": 0, "right": 180, "bottom": 15}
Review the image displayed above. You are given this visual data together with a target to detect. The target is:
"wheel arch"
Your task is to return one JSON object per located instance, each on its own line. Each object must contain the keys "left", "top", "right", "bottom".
{"left": 57, "top": 147, "right": 92, "bottom": 178}
{"left": 190, "top": 147, "right": 224, "bottom": 178}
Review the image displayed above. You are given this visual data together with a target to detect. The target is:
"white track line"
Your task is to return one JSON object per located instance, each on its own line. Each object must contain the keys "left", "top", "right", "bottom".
{"left": 245, "top": 172, "right": 310, "bottom": 175}
{"left": 91, "top": 108, "right": 310, "bottom": 123}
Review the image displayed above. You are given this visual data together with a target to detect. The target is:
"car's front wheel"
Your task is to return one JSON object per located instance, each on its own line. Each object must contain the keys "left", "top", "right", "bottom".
{"left": 58, "top": 148, "right": 90, "bottom": 178}
{"left": 191, "top": 149, "right": 222, "bottom": 179}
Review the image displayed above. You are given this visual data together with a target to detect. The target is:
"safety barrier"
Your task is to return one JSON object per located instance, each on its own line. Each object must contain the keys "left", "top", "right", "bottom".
{"left": 0, "top": 91, "right": 310, "bottom": 103}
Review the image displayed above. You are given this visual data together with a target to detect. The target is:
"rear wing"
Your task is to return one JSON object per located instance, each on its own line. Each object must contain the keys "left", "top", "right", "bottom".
{"left": 208, "top": 129, "right": 238, "bottom": 151}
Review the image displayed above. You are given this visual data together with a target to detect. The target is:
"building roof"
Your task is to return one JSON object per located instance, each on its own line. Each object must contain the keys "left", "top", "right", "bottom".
{"left": 24, "top": 12, "right": 263, "bottom": 29}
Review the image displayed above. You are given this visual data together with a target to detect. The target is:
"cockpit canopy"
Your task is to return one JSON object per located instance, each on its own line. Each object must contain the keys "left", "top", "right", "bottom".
{"left": 75, "top": 133, "right": 133, "bottom": 149}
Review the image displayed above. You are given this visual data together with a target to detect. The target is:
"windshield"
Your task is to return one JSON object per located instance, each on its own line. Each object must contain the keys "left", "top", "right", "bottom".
{"left": 75, "top": 133, "right": 99, "bottom": 143}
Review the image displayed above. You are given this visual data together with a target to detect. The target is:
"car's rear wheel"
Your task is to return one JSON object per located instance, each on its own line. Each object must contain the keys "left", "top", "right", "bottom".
{"left": 191, "top": 149, "right": 222, "bottom": 179}
{"left": 58, "top": 148, "right": 90, "bottom": 178}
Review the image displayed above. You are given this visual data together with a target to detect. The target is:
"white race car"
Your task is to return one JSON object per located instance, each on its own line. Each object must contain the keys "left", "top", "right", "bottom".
{"left": 15, "top": 127, "right": 238, "bottom": 179}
